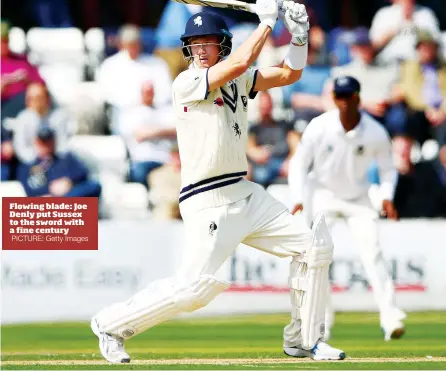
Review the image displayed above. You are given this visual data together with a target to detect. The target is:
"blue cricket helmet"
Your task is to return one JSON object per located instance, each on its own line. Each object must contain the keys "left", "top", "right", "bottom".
{"left": 180, "top": 11, "right": 233, "bottom": 60}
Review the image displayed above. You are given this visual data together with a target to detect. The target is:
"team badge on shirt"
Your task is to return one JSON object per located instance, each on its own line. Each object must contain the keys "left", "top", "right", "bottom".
{"left": 241, "top": 95, "right": 248, "bottom": 111}
{"left": 356, "top": 145, "right": 364, "bottom": 155}
{"left": 209, "top": 221, "right": 217, "bottom": 236}
{"left": 233, "top": 122, "right": 241, "bottom": 138}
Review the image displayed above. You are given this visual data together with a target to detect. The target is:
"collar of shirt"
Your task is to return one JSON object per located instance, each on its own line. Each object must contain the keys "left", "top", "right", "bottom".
{"left": 333, "top": 111, "right": 365, "bottom": 138}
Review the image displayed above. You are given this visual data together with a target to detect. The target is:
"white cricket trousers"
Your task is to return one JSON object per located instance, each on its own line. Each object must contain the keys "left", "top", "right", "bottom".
{"left": 178, "top": 182, "right": 311, "bottom": 281}
{"left": 309, "top": 187, "right": 405, "bottom": 332}
{"left": 94, "top": 181, "right": 313, "bottom": 346}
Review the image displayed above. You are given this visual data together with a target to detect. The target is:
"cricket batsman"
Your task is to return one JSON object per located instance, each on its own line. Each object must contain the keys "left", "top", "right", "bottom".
{"left": 91, "top": 0, "right": 345, "bottom": 363}
{"left": 288, "top": 76, "right": 407, "bottom": 342}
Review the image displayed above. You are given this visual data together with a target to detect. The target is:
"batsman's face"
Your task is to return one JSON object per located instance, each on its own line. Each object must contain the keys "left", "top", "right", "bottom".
{"left": 190, "top": 36, "right": 221, "bottom": 68}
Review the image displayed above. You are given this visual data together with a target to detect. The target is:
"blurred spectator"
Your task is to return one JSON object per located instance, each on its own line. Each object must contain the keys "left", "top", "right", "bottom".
{"left": 1, "top": 123, "right": 14, "bottom": 181}
{"left": 119, "top": 81, "right": 176, "bottom": 188}
{"left": 390, "top": 30, "right": 446, "bottom": 146}
{"left": 153, "top": 2, "right": 196, "bottom": 79}
{"left": 325, "top": 0, "right": 365, "bottom": 68}
{"left": 283, "top": 42, "right": 331, "bottom": 125}
{"left": 370, "top": 0, "right": 440, "bottom": 66}
{"left": 247, "top": 91, "right": 299, "bottom": 188}
{"left": 13, "top": 83, "right": 76, "bottom": 164}
{"left": 148, "top": 145, "right": 182, "bottom": 221}
{"left": 392, "top": 135, "right": 446, "bottom": 217}
{"left": 327, "top": 29, "right": 400, "bottom": 129}
{"left": 96, "top": 24, "right": 172, "bottom": 133}
{"left": 1, "top": 20, "right": 45, "bottom": 121}
{"left": 17, "top": 126, "right": 101, "bottom": 197}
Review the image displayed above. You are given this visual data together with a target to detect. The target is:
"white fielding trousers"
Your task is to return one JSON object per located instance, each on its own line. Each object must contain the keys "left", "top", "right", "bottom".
{"left": 308, "top": 187, "right": 405, "bottom": 332}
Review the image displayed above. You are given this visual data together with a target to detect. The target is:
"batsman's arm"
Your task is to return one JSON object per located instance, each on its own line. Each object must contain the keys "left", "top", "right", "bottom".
{"left": 252, "top": 63, "right": 304, "bottom": 91}
{"left": 207, "top": 24, "right": 272, "bottom": 92}
{"left": 251, "top": 2, "right": 309, "bottom": 91}
{"left": 207, "top": 0, "right": 279, "bottom": 92}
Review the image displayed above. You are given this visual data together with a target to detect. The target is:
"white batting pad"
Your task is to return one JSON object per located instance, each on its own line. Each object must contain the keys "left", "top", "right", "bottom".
{"left": 94, "top": 274, "right": 229, "bottom": 339}
{"left": 286, "top": 213, "right": 333, "bottom": 350}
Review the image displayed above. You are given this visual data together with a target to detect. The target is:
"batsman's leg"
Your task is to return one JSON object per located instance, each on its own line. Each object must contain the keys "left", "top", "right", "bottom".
{"left": 91, "top": 275, "right": 228, "bottom": 363}
{"left": 91, "top": 199, "right": 251, "bottom": 363}
{"left": 241, "top": 186, "right": 345, "bottom": 360}
{"left": 307, "top": 188, "right": 341, "bottom": 343}
{"left": 283, "top": 213, "right": 345, "bottom": 360}
{"left": 347, "top": 215, "right": 406, "bottom": 340}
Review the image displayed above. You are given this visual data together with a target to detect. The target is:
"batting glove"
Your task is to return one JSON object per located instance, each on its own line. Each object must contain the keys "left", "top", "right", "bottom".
{"left": 255, "top": 0, "right": 279, "bottom": 30}
{"left": 283, "top": 1, "right": 310, "bottom": 45}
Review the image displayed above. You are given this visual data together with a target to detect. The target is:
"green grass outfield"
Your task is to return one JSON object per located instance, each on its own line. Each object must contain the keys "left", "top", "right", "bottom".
{"left": 1, "top": 312, "right": 446, "bottom": 370}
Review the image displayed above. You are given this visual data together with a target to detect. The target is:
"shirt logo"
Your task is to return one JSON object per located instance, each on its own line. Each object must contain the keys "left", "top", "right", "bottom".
{"left": 356, "top": 145, "right": 364, "bottom": 155}
{"left": 241, "top": 95, "right": 247, "bottom": 111}
{"left": 209, "top": 221, "right": 217, "bottom": 236}
{"left": 233, "top": 122, "right": 241, "bottom": 138}
{"left": 214, "top": 97, "right": 224, "bottom": 107}
{"left": 194, "top": 16, "right": 202, "bottom": 27}
{"left": 327, "top": 144, "right": 333, "bottom": 153}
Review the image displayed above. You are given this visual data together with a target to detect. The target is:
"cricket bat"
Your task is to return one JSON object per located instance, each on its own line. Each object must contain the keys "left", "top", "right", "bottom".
{"left": 172, "top": 0, "right": 294, "bottom": 18}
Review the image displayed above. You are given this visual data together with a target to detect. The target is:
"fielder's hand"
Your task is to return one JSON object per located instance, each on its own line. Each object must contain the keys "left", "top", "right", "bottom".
{"left": 282, "top": 1, "right": 310, "bottom": 45}
{"left": 382, "top": 200, "right": 398, "bottom": 220}
{"left": 255, "top": 0, "right": 278, "bottom": 30}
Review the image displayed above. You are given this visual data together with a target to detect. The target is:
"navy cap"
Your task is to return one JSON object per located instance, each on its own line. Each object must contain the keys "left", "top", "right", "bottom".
{"left": 333, "top": 76, "right": 361, "bottom": 95}
{"left": 37, "top": 125, "right": 55, "bottom": 141}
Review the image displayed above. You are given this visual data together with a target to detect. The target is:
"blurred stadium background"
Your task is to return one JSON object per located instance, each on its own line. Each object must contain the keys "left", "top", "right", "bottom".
{"left": 1, "top": 1, "right": 446, "bottom": 365}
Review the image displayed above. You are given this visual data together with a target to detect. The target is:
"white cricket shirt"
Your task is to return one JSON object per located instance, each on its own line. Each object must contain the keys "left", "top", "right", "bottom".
{"left": 288, "top": 110, "right": 397, "bottom": 204}
{"left": 172, "top": 66, "right": 259, "bottom": 214}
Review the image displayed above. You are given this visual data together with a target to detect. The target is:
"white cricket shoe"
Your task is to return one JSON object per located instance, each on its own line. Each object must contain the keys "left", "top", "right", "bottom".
{"left": 383, "top": 321, "right": 405, "bottom": 341}
{"left": 284, "top": 341, "right": 346, "bottom": 361}
{"left": 382, "top": 308, "right": 406, "bottom": 341}
{"left": 91, "top": 318, "right": 130, "bottom": 363}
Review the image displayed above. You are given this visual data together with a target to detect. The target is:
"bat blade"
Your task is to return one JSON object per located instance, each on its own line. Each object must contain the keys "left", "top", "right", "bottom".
{"left": 172, "top": 0, "right": 294, "bottom": 19}
{"left": 172, "top": 0, "right": 256, "bottom": 14}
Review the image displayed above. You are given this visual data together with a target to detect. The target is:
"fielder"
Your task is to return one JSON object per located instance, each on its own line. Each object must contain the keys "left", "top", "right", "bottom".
{"left": 91, "top": 0, "right": 345, "bottom": 363}
{"left": 288, "top": 76, "right": 407, "bottom": 342}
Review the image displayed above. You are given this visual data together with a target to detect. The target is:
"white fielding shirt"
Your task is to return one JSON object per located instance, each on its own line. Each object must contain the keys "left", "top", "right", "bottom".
{"left": 172, "top": 66, "right": 258, "bottom": 215}
{"left": 288, "top": 110, "right": 397, "bottom": 205}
